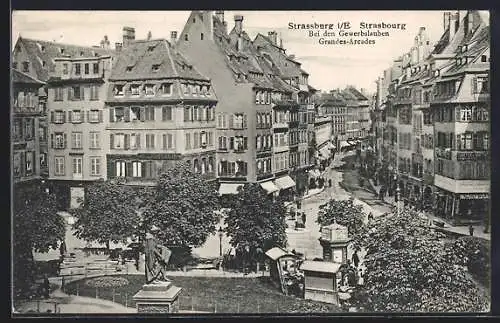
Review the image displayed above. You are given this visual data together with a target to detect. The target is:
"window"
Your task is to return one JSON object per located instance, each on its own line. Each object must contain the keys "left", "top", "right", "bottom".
{"left": 233, "top": 136, "right": 247, "bottom": 151}
{"left": 208, "top": 131, "right": 213, "bottom": 146}
{"left": 72, "top": 157, "right": 83, "bottom": 177}
{"left": 132, "top": 161, "right": 142, "bottom": 177}
{"left": 232, "top": 114, "right": 244, "bottom": 129}
{"left": 185, "top": 133, "right": 191, "bottom": 149}
{"left": 113, "top": 85, "right": 124, "bottom": 96}
{"left": 93, "top": 63, "right": 99, "bottom": 74}
{"left": 62, "top": 63, "right": 69, "bottom": 75}
{"left": 162, "top": 106, "right": 173, "bottom": 121}
{"left": 90, "top": 157, "right": 101, "bottom": 176}
{"left": 71, "top": 110, "right": 83, "bottom": 123}
{"left": 145, "top": 84, "right": 155, "bottom": 96}
{"left": 55, "top": 157, "right": 65, "bottom": 175}
{"left": 184, "top": 34, "right": 188, "bottom": 41}
{"left": 53, "top": 132, "right": 66, "bottom": 149}
{"left": 129, "top": 133, "right": 140, "bottom": 149}
{"left": 54, "top": 88, "right": 64, "bottom": 101}
{"left": 39, "top": 125, "right": 47, "bottom": 142}
{"left": 116, "top": 161, "right": 126, "bottom": 177}
{"left": 161, "top": 83, "right": 172, "bottom": 95}
{"left": 218, "top": 136, "right": 227, "bottom": 150}
{"left": 24, "top": 118, "right": 34, "bottom": 139}
{"left": 89, "top": 132, "right": 100, "bottom": 149}
{"left": 145, "top": 106, "right": 155, "bottom": 121}
{"left": 131, "top": 84, "right": 141, "bottom": 96}
{"left": 183, "top": 84, "right": 189, "bottom": 95}
{"left": 114, "top": 134, "right": 125, "bottom": 149}
{"left": 84, "top": 63, "right": 89, "bottom": 74}
{"left": 152, "top": 64, "right": 160, "bottom": 72}
{"left": 70, "top": 86, "right": 84, "bottom": 100}
{"left": 12, "top": 62, "right": 18, "bottom": 69}
{"left": 25, "top": 151, "right": 34, "bottom": 175}
{"left": 474, "top": 77, "right": 489, "bottom": 94}
{"left": 201, "top": 33, "right": 204, "bottom": 40}
{"left": 22, "top": 61, "right": 29, "bottom": 72}
{"left": 90, "top": 85, "right": 99, "bottom": 100}
{"left": 71, "top": 132, "right": 83, "bottom": 149}
{"left": 40, "top": 152, "right": 47, "bottom": 169}
{"left": 74, "top": 63, "right": 81, "bottom": 75}
{"left": 130, "top": 107, "right": 141, "bottom": 121}
{"left": 163, "top": 133, "right": 174, "bottom": 149}
{"left": 88, "top": 110, "right": 100, "bottom": 123}
{"left": 460, "top": 106, "right": 472, "bottom": 121}
{"left": 146, "top": 134, "right": 155, "bottom": 149}
{"left": 482, "top": 133, "right": 489, "bottom": 150}
{"left": 200, "top": 132, "right": 207, "bottom": 147}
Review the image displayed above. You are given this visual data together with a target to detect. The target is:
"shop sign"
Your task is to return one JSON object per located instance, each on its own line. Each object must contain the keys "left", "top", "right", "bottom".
{"left": 459, "top": 193, "right": 489, "bottom": 200}
{"left": 456, "top": 151, "right": 488, "bottom": 161}
{"left": 435, "top": 148, "right": 451, "bottom": 159}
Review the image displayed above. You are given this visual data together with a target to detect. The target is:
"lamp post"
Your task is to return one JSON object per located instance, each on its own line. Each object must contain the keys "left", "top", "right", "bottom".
{"left": 218, "top": 226, "right": 224, "bottom": 257}
{"left": 396, "top": 186, "right": 401, "bottom": 216}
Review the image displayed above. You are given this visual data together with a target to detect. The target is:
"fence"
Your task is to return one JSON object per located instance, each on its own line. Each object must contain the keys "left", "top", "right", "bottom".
{"left": 15, "top": 299, "right": 62, "bottom": 314}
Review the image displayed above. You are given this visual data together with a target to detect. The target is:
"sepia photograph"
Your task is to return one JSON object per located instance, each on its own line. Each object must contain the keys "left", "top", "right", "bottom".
{"left": 11, "top": 9, "right": 491, "bottom": 315}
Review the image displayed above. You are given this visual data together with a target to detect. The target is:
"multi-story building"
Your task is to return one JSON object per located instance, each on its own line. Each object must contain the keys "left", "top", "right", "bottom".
{"left": 317, "top": 91, "right": 349, "bottom": 151}
{"left": 253, "top": 30, "right": 317, "bottom": 195}
{"left": 11, "top": 69, "right": 46, "bottom": 186}
{"left": 177, "top": 11, "right": 311, "bottom": 197}
{"left": 314, "top": 115, "right": 333, "bottom": 169}
{"left": 106, "top": 29, "right": 218, "bottom": 186}
{"left": 12, "top": 36, "right": 115, "bottom": 208}
{"left": 431, "top": 11, "right": 490, "bottom": 223}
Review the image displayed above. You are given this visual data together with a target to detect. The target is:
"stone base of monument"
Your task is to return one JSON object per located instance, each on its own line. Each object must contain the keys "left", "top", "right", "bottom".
{"left": 133, "top": 281, "right": 182, "bottom": 313}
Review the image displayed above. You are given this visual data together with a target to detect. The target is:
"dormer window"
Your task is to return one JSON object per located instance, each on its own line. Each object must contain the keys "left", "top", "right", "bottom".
{"left": 161, "top": 83, "right": 172, "bottom": 95}
{"left": 145, "top": 84, "right": 155, "bottom": 96}
{"left": 126, "top": 66, "right": 133, "bottom": 72}
{"left": 59, "top": 48, "right": 65, "bottom": 54}
{"left": 182, "top": 83, "right": 189, "bottom": 95}
{"left": 41, "top": 45, "right": 45, "bottom": 52}
{"left": 462, "top": 45, "right": 468, "bottom": 52}
{"left": 152, "top": 64, "right": 160, "bottom": 72}
{"left": 80, "top": 51, "right": 84, "bottom": 56}
{"left": 148, "top": 45, "right": 155, "bottom": 52}
{"left": 434, "top": 70, "right": 440, "bottom": 77}
{"left": 113, "top": 85, "right": 124, "bottom": 96}
{"left": 184, "top": 34, "right": 188, "bottom": 41}
{"left": 130, "top": 84, "right": 141, "bottom": 96}
{"left": 481, "top": 55, "right": 487, "bottom": 62}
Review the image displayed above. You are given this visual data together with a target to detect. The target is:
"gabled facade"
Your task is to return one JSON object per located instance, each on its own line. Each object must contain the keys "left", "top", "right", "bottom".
{"left": 106, "top": 34, "right": 218, "bottom": 186}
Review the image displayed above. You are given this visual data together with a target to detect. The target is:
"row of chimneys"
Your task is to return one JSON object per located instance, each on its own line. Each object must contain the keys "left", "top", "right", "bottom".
{"left": 443, "top": 11, "right": 474, "bottom": 38}
{"left": 99, "top": 27, "right": 179, "bottom": 51}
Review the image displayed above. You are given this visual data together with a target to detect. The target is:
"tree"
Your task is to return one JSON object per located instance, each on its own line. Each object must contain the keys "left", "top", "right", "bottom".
{"left": 71, "top": 179, "right": 146, "bottom": 249}
{"left": 448, "top": 236, "right": 490, "bottom": 287}
{"left": 141, "top": 162, "right": 220, "bottom": 248}
{"left": 13, "top": 182, "right": 65, "bottom": 298}
{"left": 355, "top": 208, "right": 489, "bottom": 312}
{"left": 317, "top": 198, "right": 367, "bottom": 249}
{"left": 224, "top": 183, "right": 287, "bottom": 253}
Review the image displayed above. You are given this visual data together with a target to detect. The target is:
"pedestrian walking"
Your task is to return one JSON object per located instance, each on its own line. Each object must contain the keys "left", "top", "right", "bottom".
{"left": 328, "top": 179, "right": 332, "bottom": 187}
{"left": 469, "top": 224, "right": 474, "bottom": 236}
{"left": 43, "top": 274, "right": 50, "bottom": 299}
{"left": 368, "top": 212, "right": 374, "bottom": 221}
{"left": 352, "top": 251, "right": 360, "bottom": 268}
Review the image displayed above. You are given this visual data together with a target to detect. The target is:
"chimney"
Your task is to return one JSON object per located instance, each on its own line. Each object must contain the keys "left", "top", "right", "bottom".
{"left": 289, "top": 54, "right": 295, "bottom": 60}
{"left": 100, "top": 35, "right": 110, "bottom": 50}
{"left": 122, "top": 27, "right": 135, "bottom": 48}
{"left": 449, "top": 12, "right": 459, "bottom": 38}
{"left": 465, "top": 11, "right": 474, "bottom": 35}
{"left": 443, "top": 12, "right": 451, "bottom": 32}
{"left": 280, "top": 38, "right": 283, "bottom": 48}
{"left": 268, "top": 31, "right": 277, "bottom": 45}
{"left": 234, "top": 15, "right": 243, "bottom": 35}
{"left": 147, "top": 31, "right": 152, "bottom": 40}
{"left": 115, "top": 42, "right": 123, "bottom": 52}
{"left": 215, "top": 10, "right": 224, "bottom": 22}
{"left": 170, "top": 31, "right": 178, "bottom": 45}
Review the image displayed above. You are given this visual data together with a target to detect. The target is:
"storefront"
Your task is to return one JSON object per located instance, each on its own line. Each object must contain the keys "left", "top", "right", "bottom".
{"left": 274, "top": 175, "right": 296, "bottom": 201}
{"left": 434, "top": 189, "right": 489, "bottom": 224}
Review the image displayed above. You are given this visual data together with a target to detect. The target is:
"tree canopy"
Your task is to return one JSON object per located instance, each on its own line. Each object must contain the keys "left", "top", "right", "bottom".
{"left": 141, "top": 162, "right": 220, "bottom": 247}
{"left": 356, "top": 208, "right": 489, "bottom": 312}
{"left": 224, "top": 183, "right": 287, "bottom": 252}
{"left": 13, "top": 182, "right": 65, "bottom": 297}
{"left": 71, "top": 179, "right": 145, "bottom": 247}
{"left": 317, "top": 198, "right": 367, "bottom": 249}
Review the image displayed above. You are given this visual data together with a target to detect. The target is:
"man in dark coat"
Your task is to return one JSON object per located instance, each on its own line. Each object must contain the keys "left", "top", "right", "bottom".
{"left": 352, "top": 251, "right": 360, "bottom": 268}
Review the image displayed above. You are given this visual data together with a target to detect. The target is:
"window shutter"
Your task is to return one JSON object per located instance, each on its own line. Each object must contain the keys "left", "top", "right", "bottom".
{"left": 243, "top": 114, "right": 248, "bottom": 128}
{"left": 109, "top": 108, "right": 114, "bottom": 122}
{"left": 81, "top": 111, "right": 85, "bottom": 123}
{"left": 124, "top": 107, "right": 130, "bottom": 122}
{"left": 472, "top": 133, "right": 478, "bottom": 150}
{"left": 50, "top": 133, "right": 54, "bottom": 148}
{"left": 51, "top": 111, "right": 55, "bottom": 123}
{"left": 67, "top": 87, "right": 72, "bottom": 100}
{"left": 127, "top": 162, "right": 133, "bottom": 178}
{"left": 98, "top": 110, "right": 103, "bottom": 123}
{"left": 86, "top": 111, "right": 90, "bottom": 122}
{"left": 140, "top": 107, "right": 146, "bottom": 121}
{"left": 230, "top": 137, "right": 234, "bottom": 150}
{"left": 63, "top": 111, "right": 67, "bottom": 123}
{"left": 455, "top": 107, "right": 461, "bottom": 122}
{"left": 185, "top": 107, "right": 190, "bottom": 121}
{"left": 110, "top": 134, "right": 114, "bottom": 149}
{"left": 149, "top": 106, "right": 155, "bottom": 121}
{"left": 80, "top": 86, "right": 85, "bottom": 100}
{"left": 471, "top": 77, "right": 477, "bottom": 94}
{"left": 162, "top": 106, "right": 167, "bottom": 121}
{"left": 107, "top": 159, "right": 115, "bottom": 178}
{"left": 136, "top": 134, "right": 141, "bottom": 148}
{"left": 63, "top": 133, "right": 67, "bottom": 148}
{"left": 244, "top": 137, "right": 248, "bottom": 150}
{"left": 163, "top": 134, "right": 167, "bottom": 149}
{"left": 229, "top": 114, "right": 234, "bottom": 129}
{"left": 151, "top": 161, "right": 157, "bottom": 178}
{"left": 124, "top": 134, "right": 130, "bottom": 150}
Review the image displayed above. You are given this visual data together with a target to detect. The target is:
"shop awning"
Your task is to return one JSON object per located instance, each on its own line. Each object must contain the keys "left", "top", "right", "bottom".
{"left": 274, "top": 176, "right": 296, "bottom": 190}
{"left": 265, "top": 247, "right": 296, "bottom": 261}
{"left": 260, "top": 180, "right": 279, "bottom": 194}
{"left": 218, "top": 183, "right": 244, "bottom": 195}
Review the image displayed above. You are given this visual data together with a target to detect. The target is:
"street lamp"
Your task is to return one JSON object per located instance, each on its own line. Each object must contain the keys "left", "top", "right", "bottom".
{"left": 218, "top": 226, "right": 224, "bottom": 257}
{"left": 395, "top": 187, "right": 401, "bottom": 216}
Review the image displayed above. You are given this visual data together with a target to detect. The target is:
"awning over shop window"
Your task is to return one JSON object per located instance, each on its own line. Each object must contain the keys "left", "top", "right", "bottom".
{"left": 218, "top": 183, "right": 244, "bottom": 195}
{"left": 340, "top": 141, "right": 351, "bottom": 148}
{"left": 260, "top": 180, "right": 279, "bottom": 194}
{"left": 274, "top": 176, "right": 296, "bottom": 190}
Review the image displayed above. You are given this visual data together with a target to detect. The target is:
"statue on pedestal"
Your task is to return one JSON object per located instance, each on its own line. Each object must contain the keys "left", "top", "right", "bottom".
{"left": 144, "top": 232, "right": 172, "bottom": 284}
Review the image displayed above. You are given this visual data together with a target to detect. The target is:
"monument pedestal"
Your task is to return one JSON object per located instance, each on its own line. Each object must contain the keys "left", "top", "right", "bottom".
{"left": 133, "top": 281, "right": 182, "bottom": 313}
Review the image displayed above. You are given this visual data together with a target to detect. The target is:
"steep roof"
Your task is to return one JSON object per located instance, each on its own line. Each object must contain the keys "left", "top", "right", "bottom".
{"left": 254, "top": 33, "right": 304, "bottom": 78}
{"left": 12, "top": 68, "right": 45, "bottom": 85}
{"left": 109, "top": 39, "right": 208, "bottom": 81}
{"left": 344, "top": 87, "right": 369, "bottom": 101}
{"left": 14, "top": 37, "right": 115, "bottom": 81}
